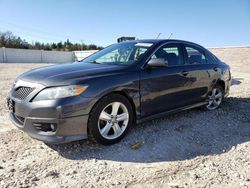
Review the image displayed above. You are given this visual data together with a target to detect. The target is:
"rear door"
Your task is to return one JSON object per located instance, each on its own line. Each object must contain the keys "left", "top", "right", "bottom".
{"left": 140, "top": 43, "right": 194, "bottom": 118}
{"left": 182, "top": 44, "right": 220, "bottom": 103}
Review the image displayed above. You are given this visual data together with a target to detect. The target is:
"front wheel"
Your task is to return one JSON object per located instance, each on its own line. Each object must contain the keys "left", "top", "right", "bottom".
{"left": 88, "top": 94, "right": 133, "bottom": 145}
{"left": 206, "top": 85, "right": 224, "bottom": 110}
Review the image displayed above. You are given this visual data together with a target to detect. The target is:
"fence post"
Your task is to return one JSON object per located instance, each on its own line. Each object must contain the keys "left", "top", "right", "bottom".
{"left": 0, "top": 47, "right": 2, "bottom": 63}
{"left": 2, "top": 47, "right": 6, "bottom": 63}
{"left": 72, "top": 51, "right": 76, "bottom": 62}
{"left": 41, "top": 49, "right": 43, "bottom": 63}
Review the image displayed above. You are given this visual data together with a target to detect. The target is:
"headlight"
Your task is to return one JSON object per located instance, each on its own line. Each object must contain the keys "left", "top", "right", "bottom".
{"left": 33, "top": 85, "right": 88, "bottom": 101}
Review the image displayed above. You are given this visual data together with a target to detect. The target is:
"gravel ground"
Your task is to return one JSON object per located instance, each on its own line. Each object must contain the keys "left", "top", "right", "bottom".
{"left": 0, "top": 53, "right": 250, "bottom": 188}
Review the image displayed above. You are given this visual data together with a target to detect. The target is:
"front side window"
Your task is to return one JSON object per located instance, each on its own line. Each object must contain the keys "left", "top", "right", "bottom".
{"left": 151, "top": 44, "right": 184, "bottom": 66}
{"left": 185, "top": 46, "right": 207, "bottom": 64}
{"left": 81, "top": 42, "right": 153, "bottom": 65}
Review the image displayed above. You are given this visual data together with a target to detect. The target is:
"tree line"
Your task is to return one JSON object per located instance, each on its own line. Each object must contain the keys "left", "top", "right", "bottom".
{"left": 0, "top": 31, "right": 103, "bottom": 51}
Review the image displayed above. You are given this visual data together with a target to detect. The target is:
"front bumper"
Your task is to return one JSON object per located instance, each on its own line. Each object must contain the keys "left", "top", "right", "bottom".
{"left": 9, "top": 112, "right": 89, "bottom": 143}
{"left": 7, "top": 80, "right": 96, "bottom": 143}
{"left": 224, "top": 78, "right": 231, "bottom": 97}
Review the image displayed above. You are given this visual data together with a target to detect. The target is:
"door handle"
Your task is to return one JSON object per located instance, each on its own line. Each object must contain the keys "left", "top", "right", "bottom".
{"left": 214, "top": 67, "right": 219, "bottom": 72}
{"left": 181, "top": 71, "right": 189, "bottom": 76}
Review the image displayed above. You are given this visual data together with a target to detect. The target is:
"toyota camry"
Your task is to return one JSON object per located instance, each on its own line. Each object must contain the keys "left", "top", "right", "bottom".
{"left": 7, "top": 39, "right": 231, "bottom": 145}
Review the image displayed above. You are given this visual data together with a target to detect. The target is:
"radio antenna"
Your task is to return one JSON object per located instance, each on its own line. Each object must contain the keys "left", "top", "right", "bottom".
{"left": 156, "top": 33, "right": 161, "bottom": 39}
{"left": 168, "top": 33, "right": 173, "bottom": 39}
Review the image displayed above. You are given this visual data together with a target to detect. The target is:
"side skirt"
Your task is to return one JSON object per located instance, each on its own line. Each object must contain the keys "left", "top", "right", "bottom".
{"left": 136, "top": 101, "right": 207, "bottom": 124}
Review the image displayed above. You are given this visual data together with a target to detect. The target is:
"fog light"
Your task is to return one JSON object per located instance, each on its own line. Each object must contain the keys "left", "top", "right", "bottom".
{"left": 33, "top": 123, "right": 57, "bottom": 132}
{"left": 50, "top": 123, "right": 57, "bottom": 132}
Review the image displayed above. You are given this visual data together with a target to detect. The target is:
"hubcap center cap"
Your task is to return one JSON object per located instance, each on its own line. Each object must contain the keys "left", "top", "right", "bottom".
{"left": 111, "top": 116, "right": 117, "bottom": 124}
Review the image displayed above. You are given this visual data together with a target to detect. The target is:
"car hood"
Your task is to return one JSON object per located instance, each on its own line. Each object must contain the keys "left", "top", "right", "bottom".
{"left": 18, "top": 62, "right": 128, "bottom": 86}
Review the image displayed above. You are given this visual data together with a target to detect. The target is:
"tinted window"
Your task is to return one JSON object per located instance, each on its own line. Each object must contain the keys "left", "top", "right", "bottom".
{"left": 205, "top": 51, "right": 217, "bottom": 64}
{"left": 134, "top": 47, "right": 148, "bottom": 60}
{"left": 151, "top": 44, "right": 184, "bottom": 66}
{"left": 185, "top": 46, "right": 206, "bottom": 64}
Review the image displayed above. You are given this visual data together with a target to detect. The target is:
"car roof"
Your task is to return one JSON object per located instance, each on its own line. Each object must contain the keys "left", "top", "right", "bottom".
{"left": 135, "top": 39, "right": 177, "bottom": 43}
{"left": 133, "top": 39, "right": 199, "bottom": 45}
{"left": 126, "top": 39, "right": 206, "bottom": 50}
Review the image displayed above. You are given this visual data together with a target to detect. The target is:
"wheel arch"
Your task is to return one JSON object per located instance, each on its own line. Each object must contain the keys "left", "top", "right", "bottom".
{"left": 216, "top": 79, "right": 225, "bottom": 92}
{"left": 106, "top": 91, "right": 137, "bottom": 120}
{"left": 87, "top": 90, "right": 137, "bottom": 130}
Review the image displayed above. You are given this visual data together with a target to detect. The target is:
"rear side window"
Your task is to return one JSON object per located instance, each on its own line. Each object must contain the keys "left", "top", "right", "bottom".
{"left": 151, "top": 44, "right": 184, "bottom": 66}
{"left": 185, "top": 46, "right": 207, "bottom": 64}
{"left": 205, "top": 51, "right": 217, "bottom": 64}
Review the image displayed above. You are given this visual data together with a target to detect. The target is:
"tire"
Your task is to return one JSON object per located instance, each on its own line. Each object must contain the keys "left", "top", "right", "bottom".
{"left": 88, "top": 93, "right": 133, "bottom": 145}
{"left": 205, "top": 84, "right": 224, "bottom": 110}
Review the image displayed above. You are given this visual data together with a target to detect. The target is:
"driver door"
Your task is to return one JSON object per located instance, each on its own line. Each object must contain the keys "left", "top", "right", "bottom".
{"left": 140, "top": 43, "right": 194, "bottom": 118}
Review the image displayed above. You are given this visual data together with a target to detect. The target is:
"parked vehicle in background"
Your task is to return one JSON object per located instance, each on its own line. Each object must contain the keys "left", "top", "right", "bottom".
{"left": 117, "top": 36, "right": 136, "bottom": 43}
{"left": 7, "top": 39, "right": 231, "bottom": 145}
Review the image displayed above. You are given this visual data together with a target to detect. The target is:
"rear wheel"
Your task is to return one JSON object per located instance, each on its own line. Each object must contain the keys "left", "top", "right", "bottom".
{"left": 206, "top": 85, "right": 224, "bottom": 110}
{"left": 88, "top": 94, "right": 133, "bottom": 145}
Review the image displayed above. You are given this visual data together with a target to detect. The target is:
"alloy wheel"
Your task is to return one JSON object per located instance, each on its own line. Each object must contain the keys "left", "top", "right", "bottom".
{"left": 206, "top": 88, "right": 223, "bottom": 110}
{"left": 98, "top": 102, "right": 129, "bottom": 140}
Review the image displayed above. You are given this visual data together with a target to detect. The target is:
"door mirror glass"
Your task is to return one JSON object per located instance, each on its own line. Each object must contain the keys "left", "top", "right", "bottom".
{"left": 147, "top": 58, "right": 168, "bottom": 67}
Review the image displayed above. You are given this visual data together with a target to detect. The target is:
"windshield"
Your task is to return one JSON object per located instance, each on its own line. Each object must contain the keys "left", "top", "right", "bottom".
{"left": 80, "top": 42, "right": 153, "bottom": 65}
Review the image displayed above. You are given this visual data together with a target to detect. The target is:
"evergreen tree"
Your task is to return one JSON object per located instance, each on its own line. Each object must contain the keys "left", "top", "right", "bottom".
{"left": 0, "top": 31, "right": 103, "bottom": 51}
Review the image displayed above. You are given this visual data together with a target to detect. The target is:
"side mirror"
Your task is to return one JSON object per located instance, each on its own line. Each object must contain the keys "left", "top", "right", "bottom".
{"left": 147, "top": 58, "right": 168, "bottom": 67}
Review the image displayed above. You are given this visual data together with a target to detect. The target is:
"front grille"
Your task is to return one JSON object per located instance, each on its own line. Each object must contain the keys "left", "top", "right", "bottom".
{"left": 12, "top": 87, "right": 34, "bottom": 100}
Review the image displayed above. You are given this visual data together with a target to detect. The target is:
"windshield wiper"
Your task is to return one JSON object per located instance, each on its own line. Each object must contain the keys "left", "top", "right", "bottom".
{"left": 88, "top": 61, "right": 101, "bottom": 64}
